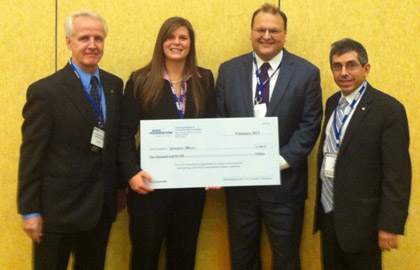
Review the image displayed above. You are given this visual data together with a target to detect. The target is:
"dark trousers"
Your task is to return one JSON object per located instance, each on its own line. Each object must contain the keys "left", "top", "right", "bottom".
{"left": 226, "top": 194, "right": 304, "bottom": 270}
{"left": 33, "top": 211, "right": 112, "bottom": 270}
{"left": 128, "top": 188, "right": 205, "bottom": 270}
{"left": 320, "top": 211, "right": 382, "bottom": 270}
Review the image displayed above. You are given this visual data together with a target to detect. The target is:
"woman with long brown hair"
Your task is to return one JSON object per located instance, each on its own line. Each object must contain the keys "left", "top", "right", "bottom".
{"left": 118, "top": 17, "right": 215, "bottom": 270}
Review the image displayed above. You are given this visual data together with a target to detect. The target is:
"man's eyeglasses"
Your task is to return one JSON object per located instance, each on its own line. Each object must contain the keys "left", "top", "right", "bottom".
{"left": 331, "top": 61, "right": 362, "bottom": 72}
{"left": 253, "top": 28, "right": 282, "bottom": 38}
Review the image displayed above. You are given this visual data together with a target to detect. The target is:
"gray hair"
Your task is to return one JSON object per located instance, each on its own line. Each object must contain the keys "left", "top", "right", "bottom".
{"left": 64, "top": 10, "right": 108, "bottom": 38}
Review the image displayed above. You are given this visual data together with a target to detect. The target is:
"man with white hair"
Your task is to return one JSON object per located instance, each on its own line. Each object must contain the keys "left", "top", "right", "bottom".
{"left": 18, "top": 11, "right": 123, "bottom": 269}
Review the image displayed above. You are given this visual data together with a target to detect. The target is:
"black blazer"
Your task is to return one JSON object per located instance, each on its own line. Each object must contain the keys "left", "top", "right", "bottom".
{"left": 118, "top": 67, "right": 216, "bottom": 182}
{"left": 314, "top": 83, "right": 411, "bottom": 252}
{"left": 216, "top": 50, "right": 323, "bottom": 203}
{"left": 18, "top": 63, "right": 123, "bottom": 233}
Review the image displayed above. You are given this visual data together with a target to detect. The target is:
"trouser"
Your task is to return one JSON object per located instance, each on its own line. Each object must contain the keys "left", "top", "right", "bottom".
{"left": 128, "top": 188, "right": 205, "bottom": 270}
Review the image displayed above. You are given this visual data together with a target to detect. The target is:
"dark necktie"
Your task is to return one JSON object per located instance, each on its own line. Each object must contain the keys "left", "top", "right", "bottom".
{"left": 90, "top": 76, "right": 104, "bottom": 125}
{"left": 256, "top": 62, "right": 271, "bottom": 106}
{"left": 90, "top": 76, "right": 101, "bottom": 110}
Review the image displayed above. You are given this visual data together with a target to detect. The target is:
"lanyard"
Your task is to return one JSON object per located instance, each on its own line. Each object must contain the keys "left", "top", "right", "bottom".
{"left": 333, "top": 81, "right": 367, "bottom": 147}
{"left": 252, "top": 52, "right": 282, "bottom": 104}
{"left": 69, "top": 59, "right": 104, "bottom": 126}
{"left": 169, "top": 80, "right": 184, "bottom": 119}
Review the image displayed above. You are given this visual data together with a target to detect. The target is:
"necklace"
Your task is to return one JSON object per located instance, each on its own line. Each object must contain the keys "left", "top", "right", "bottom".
{"left": 170, "top": 78, "right": 183, "bottom": 84}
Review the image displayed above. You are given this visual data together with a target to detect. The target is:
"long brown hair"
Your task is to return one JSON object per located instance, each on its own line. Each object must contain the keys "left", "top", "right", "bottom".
{"left": 131, "top": 17, "right": 206, "bottom": 116}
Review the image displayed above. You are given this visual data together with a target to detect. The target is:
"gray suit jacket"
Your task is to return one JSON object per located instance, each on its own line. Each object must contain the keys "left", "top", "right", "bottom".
{"left": 18, "top": 63, "right": 123, "bottom": 232}
{"left": 216, "top": 49, "right": 323, "bottom": 202}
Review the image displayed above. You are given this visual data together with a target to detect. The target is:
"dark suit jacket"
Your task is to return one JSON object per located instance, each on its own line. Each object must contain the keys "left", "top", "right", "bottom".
{"left": 118, "top": 67, "right": 216, "bottom": 182}
{"left": 216, "top": 50, "right": 323, "bottom": 203}
{"left": 18, "top": 63, "right": 123, "bottom": 233}
{"left": 314, "top": 83, "right": 411, "bottom": 252}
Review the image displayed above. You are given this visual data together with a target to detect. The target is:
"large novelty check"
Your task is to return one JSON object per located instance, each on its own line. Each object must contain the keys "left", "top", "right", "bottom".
{"left": 140, "top": 117, "right": 280, "bottom": 188}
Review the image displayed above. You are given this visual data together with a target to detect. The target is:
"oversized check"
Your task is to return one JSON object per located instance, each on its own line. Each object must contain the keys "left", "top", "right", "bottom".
{"left": 140, "top": 117, "right": 280, "bottom": 188}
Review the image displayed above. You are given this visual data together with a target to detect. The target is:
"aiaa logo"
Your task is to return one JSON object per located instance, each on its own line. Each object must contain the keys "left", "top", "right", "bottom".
{"left": 149, "top": 129, "right": 173, "bottom": 135}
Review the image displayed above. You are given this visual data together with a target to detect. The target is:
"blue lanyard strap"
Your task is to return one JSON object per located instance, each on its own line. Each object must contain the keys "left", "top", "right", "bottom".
{"left": 333, "top": 82, "right": 367, "bottom": 147}
{"left": 169, "top": 80, "right": 184, "bottom": 119}
{"left": 252, "top": 52, "right": 282, "bottom": 103}
{"left": 69, "top": 59, "right": 104, "bottom": 126}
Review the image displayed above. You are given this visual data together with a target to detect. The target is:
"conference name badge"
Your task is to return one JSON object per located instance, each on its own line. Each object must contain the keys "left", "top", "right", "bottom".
{"left": 253, "top": 103, "right": 267, "bottom": 118}
{"left": 324, "top": 153, "right": 337, "bottom": 178}
{"left": 91, "top": 127, "right": 105, "bottom": 151}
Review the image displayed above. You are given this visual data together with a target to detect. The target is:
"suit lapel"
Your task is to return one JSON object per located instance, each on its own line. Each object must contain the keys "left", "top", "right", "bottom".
{"left": 326, "top": 96, "right": 339, "bottom": 123}
{"left": 183, "top": 79, "right": 197, "bottom": 118}
{"left": 162, "top": 81, "right": 180, "bottom": 118}
{"left": 316, "top": 92, "right": 340, "bottom": 174}
{"left": 100, "top": 70, "right": 116, "bottom": 128}
{"left": 338, "top": 84, "right": 373, "bottom": 154}
{"left": 267, "top": 49, "right": 294, "bottom": 116}
{"left": 61, "top": 64, "right": 96, "bottom": 127}
{"left": 318, "top": 93, "right": 339, "bottom": 158}
{"left": 324, "top": 93, "right": 340, "bottom": 136}
{"left": 240, "top": 54, "right": 254, "bottom": 117}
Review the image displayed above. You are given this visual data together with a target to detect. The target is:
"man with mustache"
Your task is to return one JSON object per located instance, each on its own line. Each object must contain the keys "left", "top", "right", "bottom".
{"left": 313, "top": 38, "right": 411, "bottom": 270}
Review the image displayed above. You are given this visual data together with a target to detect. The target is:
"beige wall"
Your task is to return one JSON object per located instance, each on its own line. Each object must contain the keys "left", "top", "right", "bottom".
{"left": 1, "top": 0, "right": 419, "bottom": 269}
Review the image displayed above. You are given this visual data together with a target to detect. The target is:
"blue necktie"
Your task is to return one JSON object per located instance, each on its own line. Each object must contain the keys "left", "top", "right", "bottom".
{"left": 90, "top": 76, "right": 101, "bottom": 110}
{"left": 321, "top": 97, "right": 349, "bottom": 213}
{"left": 90, "top": 76, "right": 103, "bottom": 124}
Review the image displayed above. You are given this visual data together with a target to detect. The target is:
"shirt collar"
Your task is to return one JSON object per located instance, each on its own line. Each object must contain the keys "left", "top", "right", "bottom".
{"left": 163, "top": 69, "right": 193, "bottom": 82}
{"left": 70, "top": 58, "right": 101, "bottom": 89}
{"left": 340, "top": 80, "right": 367, "bottom": 104}
{"left": 254, "top": 50, "right": 283, "bottom": 70}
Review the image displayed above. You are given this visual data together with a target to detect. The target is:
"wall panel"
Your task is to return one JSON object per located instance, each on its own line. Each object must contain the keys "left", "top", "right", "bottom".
{"left": 0, "top": 1, "right": 55, "bottom": 269}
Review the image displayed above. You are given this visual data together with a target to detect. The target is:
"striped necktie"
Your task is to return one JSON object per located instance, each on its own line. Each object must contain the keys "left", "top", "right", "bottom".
{"left": 321, "top": 97, "right": 348, "bottom": 213}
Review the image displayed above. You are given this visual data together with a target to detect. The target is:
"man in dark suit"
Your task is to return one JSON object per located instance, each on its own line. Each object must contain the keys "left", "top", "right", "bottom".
{"left": 314, "top": 38, "right": 411, "bottom": 270}
{"left": 17, "top": 11, "right": 123, "bottom": 270}
{"left": 216, "top": 3, "right": 322, "bottom": 269}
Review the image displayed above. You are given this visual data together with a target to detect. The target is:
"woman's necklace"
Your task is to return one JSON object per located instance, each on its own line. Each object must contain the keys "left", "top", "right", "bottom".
{"left": 170, "top": 78, "right": 183, "bottom": 84}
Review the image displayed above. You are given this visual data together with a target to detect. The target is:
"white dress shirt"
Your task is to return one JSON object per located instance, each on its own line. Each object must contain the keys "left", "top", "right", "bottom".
{"left": 251, "top": 50, "right": 289, "bottom": 170}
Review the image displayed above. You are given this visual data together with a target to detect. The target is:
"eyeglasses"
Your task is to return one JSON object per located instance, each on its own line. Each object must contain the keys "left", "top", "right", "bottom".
{"left": 252, "top": 28, "right": 282, "bottom": 38}
{"left": 331, "top": 61, "right": 362, "bottom": 72}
